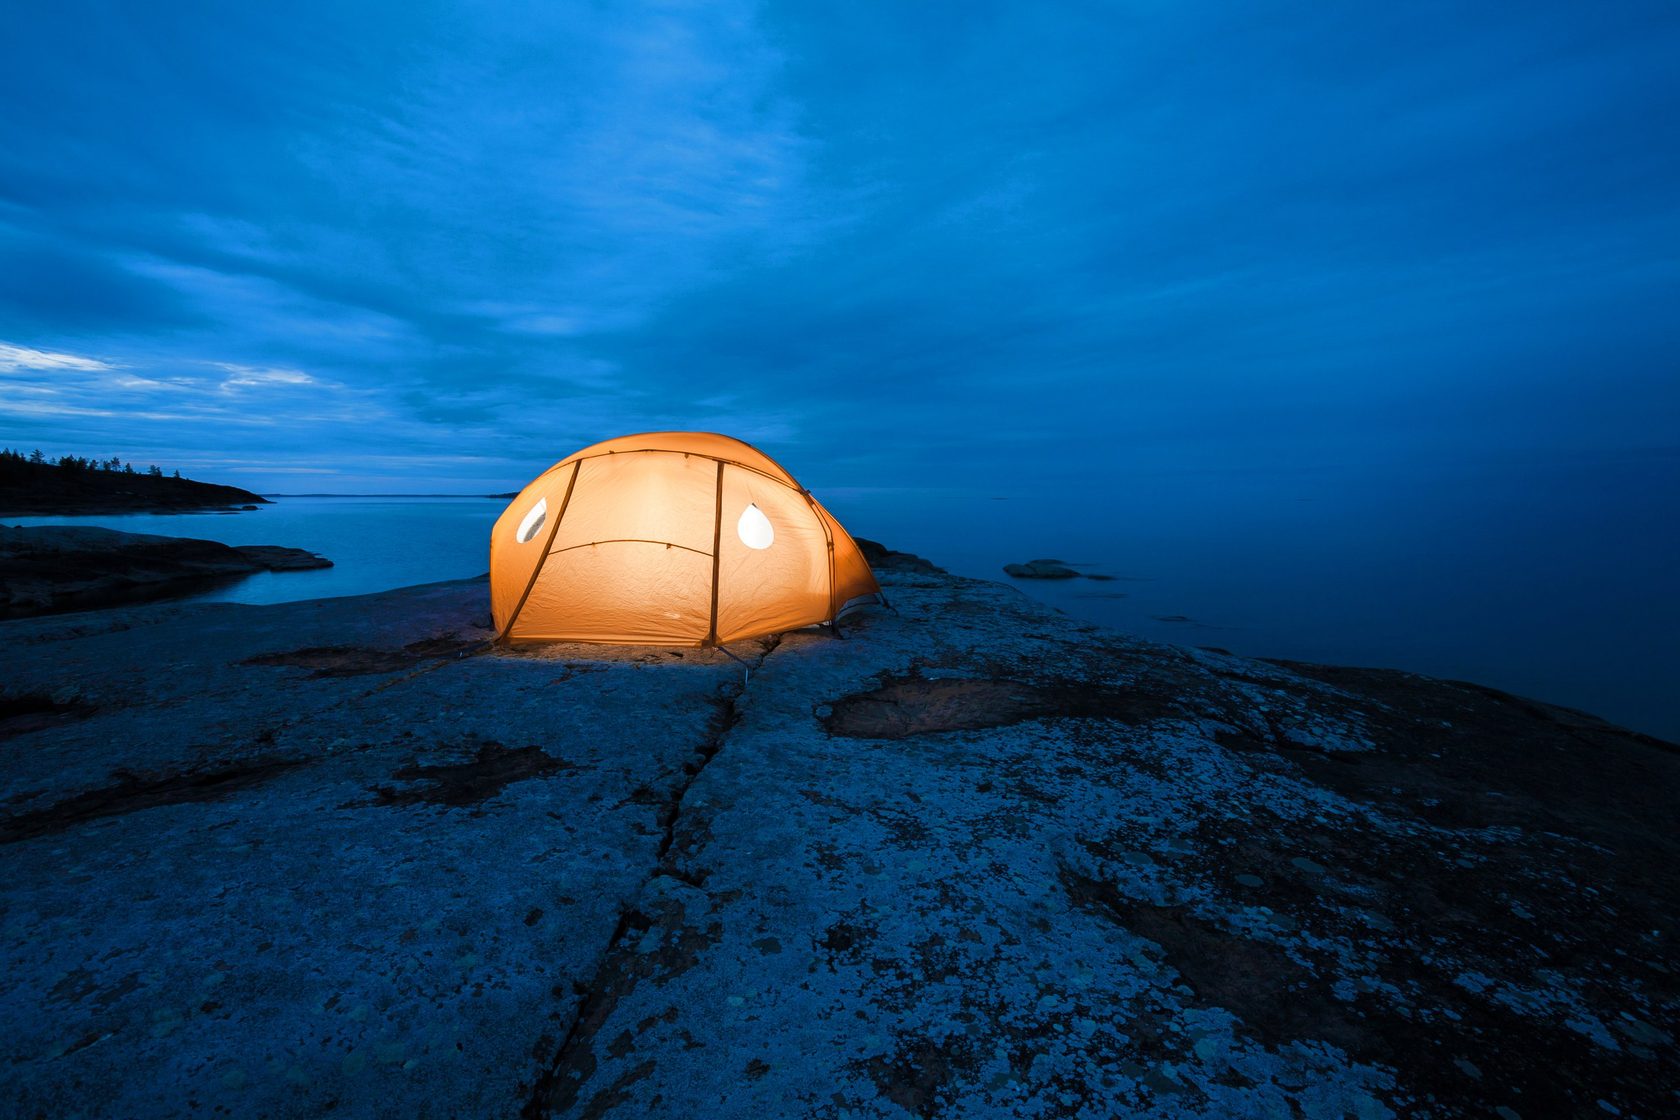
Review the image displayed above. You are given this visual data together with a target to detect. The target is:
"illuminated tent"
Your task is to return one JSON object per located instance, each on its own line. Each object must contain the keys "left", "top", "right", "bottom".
{"left": 490, "top": 432, "right": 879, "bottom": 646}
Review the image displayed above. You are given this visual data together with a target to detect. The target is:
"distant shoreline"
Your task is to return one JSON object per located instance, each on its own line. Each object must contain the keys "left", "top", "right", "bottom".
{"left": 3, "top": 492, "right": 514, "bottom": 515}
{"left": 0, "top": 454, "right": 269, "bottom": 517}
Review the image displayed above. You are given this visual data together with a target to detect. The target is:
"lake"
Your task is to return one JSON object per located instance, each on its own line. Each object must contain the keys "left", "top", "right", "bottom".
{"left": 11, "top": 458, "right": 1676, "bottom": 741}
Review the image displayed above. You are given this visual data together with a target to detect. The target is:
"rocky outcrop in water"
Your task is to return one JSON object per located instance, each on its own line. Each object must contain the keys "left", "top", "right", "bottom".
{"left": 1003, "top": 557, "right": 1082, "bottom": 578}
{"left": 0, "top": 525, "right": 330, "bottom": 617}
{"left": 1002, "top": 557, "right": 1116, "bottom": 581}
{"left": 0, "top": 555, "right": 1673, "bottom": 1118}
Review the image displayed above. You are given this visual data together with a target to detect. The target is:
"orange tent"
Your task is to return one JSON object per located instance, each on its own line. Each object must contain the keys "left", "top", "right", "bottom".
{"left": 490, "top": 432, "right": 879, "bottom": 646}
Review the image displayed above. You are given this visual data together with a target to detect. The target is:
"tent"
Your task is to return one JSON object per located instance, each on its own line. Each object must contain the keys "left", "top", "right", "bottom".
{"left": 489, "top": 432, "right": 879, "bottom": 646}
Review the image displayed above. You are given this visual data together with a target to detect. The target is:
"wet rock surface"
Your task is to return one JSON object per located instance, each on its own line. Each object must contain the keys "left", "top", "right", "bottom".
{"left": 0, "top": 559, "right": 1674, "bottom": 1119}
{"left": 0, "top": 525, "right": 330, "bottom": 617}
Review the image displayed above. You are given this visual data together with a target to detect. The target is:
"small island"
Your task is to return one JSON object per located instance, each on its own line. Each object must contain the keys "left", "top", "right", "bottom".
{"left": 0, "top": 449, "right": 268, "bottom": 515}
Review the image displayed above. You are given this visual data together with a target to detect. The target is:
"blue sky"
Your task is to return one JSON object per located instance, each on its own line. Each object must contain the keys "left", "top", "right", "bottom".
{"left": 2, "top": 1, "right": 1677, "bottom": 493}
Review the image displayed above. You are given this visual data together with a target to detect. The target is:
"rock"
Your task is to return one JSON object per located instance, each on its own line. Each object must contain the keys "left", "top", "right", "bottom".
{"left": 233, "top": 545, "right": 333, "bottom": 571}
{"left": 0, "top": 526, "right": 330, "bottom": 617}
{"left": 1003, "top": 558, "right": 1122, "bottom": 581}
{"left": 1003, "top": 558, "right": 1081, "bottom": 579}
{"left": 0, "top": 561, "right": 1674, "bottom": 1118}
{"left": 853, "top": 537, "right": 944, "bottom": 575}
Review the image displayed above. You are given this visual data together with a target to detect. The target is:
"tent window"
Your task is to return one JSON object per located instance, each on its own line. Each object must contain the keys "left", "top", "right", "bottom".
{"left": 737, "top": 502, "right": 774, "bottom": 550}
{"left": 516, "top": 497, "right": 548, "bottom": 544}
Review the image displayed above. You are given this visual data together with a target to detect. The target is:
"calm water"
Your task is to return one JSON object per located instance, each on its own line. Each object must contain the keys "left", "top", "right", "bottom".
{"left": 12, "top": 459, "right": 1677, "bottom": 742}
{"left": 10, "top": 497, "right": 502, "bottom": 608}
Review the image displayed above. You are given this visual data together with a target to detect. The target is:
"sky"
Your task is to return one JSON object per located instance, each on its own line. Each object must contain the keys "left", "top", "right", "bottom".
{"left": 1, "top": 1, "right": 1678, "bottom": 494}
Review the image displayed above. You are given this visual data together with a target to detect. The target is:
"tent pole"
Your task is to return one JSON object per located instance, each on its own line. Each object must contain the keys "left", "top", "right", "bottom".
{"left": 705, "top": 460, "right": 724, "bottom": 647}
{"left": 498, "top": 460, "right": 580, "bottom": 643}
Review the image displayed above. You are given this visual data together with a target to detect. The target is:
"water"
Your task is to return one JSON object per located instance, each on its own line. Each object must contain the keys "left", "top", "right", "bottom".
{"left": 9, "top": 496, "right": 502, "bottom": 606}
{"left": 11, "top": 462, "right": 1676, "bottom": 742}
{"left": 825, "top": 454, "right": 1678, "bottom": 744}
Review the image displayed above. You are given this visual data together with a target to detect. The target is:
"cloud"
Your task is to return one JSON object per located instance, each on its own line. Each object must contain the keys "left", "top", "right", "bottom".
{"left": 209, "top": 362, "right": 318, "bottom": 391}
{"left": 0, "top": 341, "right": 115, "bottom": 373}
{"left": 0, "top": 2, "right": 1675, "bottom": 493}
{"left": 0, "top": 343, "right": 371, "bottom": 431}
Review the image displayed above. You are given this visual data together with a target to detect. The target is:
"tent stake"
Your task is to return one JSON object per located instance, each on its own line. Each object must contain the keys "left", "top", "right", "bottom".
{"left": 716, "top": 644, "right": 754, "bottom": 684}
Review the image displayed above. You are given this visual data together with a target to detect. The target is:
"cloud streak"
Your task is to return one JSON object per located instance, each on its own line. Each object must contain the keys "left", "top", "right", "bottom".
{"left": 0, "top": 342, "right": 115, "bottom": 374}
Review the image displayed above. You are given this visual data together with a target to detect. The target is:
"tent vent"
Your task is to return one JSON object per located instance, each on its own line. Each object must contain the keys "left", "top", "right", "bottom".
{"left": 516, "top": 497, "right": 548, "bottom": 544}
{"left": 737, "top": 503, "right": 774, "bottom": 550}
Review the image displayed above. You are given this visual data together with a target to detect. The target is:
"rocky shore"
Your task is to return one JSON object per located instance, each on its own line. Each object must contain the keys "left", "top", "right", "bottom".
{"left": 0, "top": 549, "right": 1674, "bottom": 1118}
{"left": 0, "top": 525, "right": 330, "bottom": 618}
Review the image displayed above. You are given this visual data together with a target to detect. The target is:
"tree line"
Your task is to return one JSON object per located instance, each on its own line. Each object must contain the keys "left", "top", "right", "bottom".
{"left": 0, "top": 447, "right": 180, "bottom": 478}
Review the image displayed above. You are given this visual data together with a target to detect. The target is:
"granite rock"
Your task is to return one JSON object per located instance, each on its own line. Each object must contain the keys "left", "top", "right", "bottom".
{"left": 0, "top": 556, "right": 1674, "bottom": 1119}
